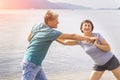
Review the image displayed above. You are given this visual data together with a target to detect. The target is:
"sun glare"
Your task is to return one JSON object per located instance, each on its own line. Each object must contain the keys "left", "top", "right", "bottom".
{"left": 0, "top": 1, "right": 6, "bottom": 9}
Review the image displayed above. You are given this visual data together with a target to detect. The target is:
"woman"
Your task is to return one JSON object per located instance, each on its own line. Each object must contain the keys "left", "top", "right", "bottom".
{"left": 57, "top": 20, "right": 120, "bottom": 80}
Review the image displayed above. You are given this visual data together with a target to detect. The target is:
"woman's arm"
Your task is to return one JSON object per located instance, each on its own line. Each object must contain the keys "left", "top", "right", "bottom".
{"left": 94, "top": 38, "right": 111, "bottom": 52}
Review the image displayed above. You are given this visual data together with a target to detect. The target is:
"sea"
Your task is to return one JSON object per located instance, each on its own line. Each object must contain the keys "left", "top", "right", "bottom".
{"left": 0, "top": 9, "right": 120, "bottom": 80}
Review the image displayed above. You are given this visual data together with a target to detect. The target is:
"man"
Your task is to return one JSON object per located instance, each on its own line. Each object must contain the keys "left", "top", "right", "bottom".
{"left": 21, "top": 10, "right": 91, "bottom": 80}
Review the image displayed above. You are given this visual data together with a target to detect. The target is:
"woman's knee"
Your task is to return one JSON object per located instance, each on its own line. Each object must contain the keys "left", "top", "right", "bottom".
{"left": 89, "top": 70, "right": 104, "bottom": 80}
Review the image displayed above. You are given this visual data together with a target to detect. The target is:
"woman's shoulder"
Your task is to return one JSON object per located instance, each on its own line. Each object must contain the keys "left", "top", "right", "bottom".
{"left": 93, "top": 33, "right": 104, "bottom": 41}
{"left": 93, "top": 33, "right": 104, "bottom": 39}
{"left": 92, "top": 33, "right": 101, "bottom": 36}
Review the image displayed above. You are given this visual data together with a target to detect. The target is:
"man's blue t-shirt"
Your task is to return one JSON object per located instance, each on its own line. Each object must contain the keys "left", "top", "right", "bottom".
{"left": 25, "top": 23, "right": 62, "bottom": 65}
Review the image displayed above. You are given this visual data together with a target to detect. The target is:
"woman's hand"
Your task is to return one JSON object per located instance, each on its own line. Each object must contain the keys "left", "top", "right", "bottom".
{"left": 93, "top": 37, "right": 99, "bottom": 45}
{"left": 87, "top": 36, "right": 98, "bottom": 44}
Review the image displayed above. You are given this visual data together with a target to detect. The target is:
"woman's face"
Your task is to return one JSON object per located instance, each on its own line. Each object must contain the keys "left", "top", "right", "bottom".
{"left": 81, "top": 22, "right": 93, "bottom": 34}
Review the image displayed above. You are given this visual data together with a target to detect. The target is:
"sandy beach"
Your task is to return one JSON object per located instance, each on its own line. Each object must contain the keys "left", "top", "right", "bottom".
{"left": 2, "top": 71, "right": 116, "bottom": 80}
{"left": 47, "top": 71, "right": 116, "bottom": 80}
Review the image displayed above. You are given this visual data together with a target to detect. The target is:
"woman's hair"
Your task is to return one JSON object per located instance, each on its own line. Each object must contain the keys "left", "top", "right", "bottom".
{"left": 44, "top": 10, "right": 58, "bottom": 24}
{"left": 80, "top": 20, "right": 94, "bottom": 33}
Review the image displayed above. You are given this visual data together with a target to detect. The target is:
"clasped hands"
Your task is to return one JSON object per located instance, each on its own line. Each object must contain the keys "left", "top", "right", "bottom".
{"left": 86, "top": 36, "right": 98, "bottom": 44}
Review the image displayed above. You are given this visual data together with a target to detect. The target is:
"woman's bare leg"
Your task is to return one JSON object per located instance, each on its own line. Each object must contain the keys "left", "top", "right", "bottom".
{"left": 112, "top": 66, "right": 120, "bottom": 80}
{"left": 89, "top": 70, "right": 105, "bottom": 80}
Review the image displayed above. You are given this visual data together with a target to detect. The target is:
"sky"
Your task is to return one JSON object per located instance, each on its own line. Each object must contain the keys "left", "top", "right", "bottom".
{"left": 0, "top": 0, "right": 120, "bottom": 9}
{"left": 48, "top": 0, "right": 120, "bottom": 8}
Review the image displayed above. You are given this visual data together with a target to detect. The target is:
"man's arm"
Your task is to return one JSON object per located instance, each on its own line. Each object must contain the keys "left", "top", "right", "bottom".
{"left": 57, "top": 33, "right": 89, "bottom": 41}
{"left": 56, "top": 33, "right": 90, "bottom": 45}
{"left": 56, "top": 39, "right": 77, "bottom": 45}
{"left": 56, "top": 33, "right": 98, "bottom": 45}
{"left": 27, "top": 32, "right": 32, "bottom": 42}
